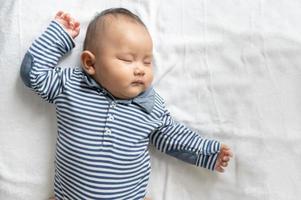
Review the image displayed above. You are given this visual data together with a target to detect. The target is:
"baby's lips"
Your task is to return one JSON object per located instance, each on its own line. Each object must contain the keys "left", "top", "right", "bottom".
{"left": 132, "top": 80, "right": 144, "bottom": 84}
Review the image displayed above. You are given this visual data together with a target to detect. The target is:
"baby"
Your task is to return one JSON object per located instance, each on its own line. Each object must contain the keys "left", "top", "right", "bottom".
{"left": 20, "top": 8, "right": 232, "bottom": 200}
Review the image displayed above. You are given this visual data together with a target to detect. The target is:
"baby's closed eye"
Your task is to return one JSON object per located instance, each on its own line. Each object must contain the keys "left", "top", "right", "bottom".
{"left": 116, "top": 55, "right": 152, "bottom": 66}
{"left": 117, "top": 54, "right": 134, "bottom": 63}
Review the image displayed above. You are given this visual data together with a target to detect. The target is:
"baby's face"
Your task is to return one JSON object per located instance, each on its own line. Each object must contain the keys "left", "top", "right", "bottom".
{"left": 93, "top": 18, "right": 153, "bottom": 100}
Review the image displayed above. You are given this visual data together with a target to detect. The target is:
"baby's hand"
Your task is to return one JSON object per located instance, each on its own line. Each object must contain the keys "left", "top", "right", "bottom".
{"left": 215, "top": 144, "right": 233, "bottom": 173}
{"left": 55, "top": 11, "right": 80, "bottom": 39}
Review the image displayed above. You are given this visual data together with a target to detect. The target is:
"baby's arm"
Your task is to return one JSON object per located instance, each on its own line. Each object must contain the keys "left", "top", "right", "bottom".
{"left": 150, "top": 106, "right": 233, "bottom": 172}
{"left": 20, "top": 11, "right": 80, "bottom": 102}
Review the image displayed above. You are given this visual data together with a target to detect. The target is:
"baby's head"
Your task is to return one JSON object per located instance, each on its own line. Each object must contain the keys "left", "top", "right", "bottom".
{"left": 81, "top": 8, "right": 153, "bottom": 100}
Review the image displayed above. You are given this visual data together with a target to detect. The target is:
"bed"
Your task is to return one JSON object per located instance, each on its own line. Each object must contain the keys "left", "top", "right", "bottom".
{"left": 0, "top": 0, "right": 300, "bottom": 199}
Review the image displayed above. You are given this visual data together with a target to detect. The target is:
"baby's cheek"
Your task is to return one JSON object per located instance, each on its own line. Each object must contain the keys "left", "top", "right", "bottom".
{"left": 145, "top": 78, "right": 153, "bottom": 89}
{"left": 147, "top": 71, "right": 154, "bottom": 84}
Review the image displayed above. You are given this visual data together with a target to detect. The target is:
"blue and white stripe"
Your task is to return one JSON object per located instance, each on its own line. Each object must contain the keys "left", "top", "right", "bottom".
{"left": 21, "top": 20, "right": 221, "bottom": 200}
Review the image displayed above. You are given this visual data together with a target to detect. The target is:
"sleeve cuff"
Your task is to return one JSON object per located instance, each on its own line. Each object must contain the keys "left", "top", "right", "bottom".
{"left": 196, "top": 140, "right": 221, "bottom": 171}
{"left": 49, "top": 20, "right": 76, "bottom": 52}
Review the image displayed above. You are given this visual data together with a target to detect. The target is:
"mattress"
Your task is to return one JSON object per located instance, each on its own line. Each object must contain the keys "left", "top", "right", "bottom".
{"left": 0, "top": 0, "right": 300, "bottom": 199}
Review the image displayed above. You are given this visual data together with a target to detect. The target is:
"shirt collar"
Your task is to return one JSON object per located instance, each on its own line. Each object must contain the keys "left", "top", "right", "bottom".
{"left": 82, "top": 70, "right": 155, "bottom": 114}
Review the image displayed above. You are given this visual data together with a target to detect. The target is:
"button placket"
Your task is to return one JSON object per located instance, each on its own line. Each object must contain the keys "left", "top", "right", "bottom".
{"left": 103, "top": 127, "right": 112, "bottom": 148}
{"left": 103, "top": 101, "right": 117, "bottom": 147}
{"left": 107, "top": 101, "right": 117, "bottom": 124}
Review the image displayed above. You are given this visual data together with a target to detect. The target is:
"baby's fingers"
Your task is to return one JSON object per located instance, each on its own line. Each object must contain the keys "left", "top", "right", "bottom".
{"left": 55, "top": 11, "right": 64, "bottom": 18}
{"left": 222, "top": 156, "right": 230, "bottom": 162}
{"left": 222, "top": 148, "right": 233, "bottom": 158}
{"left": 55, "top": 11, "right": 72, "bottom": 26}
{"left": 215, "top": 165, "right": 225, "bottom": 173}
{"left": 73, "top": 21, "right": 80, "bottom": 33}
{"left": 73, "top": 21, "right": 80, "bottom": 29}
{"left": 227, "top": 150, "right": 233, "bottom": 157}
{"left": 221, "top": 161, "right": 228, "bottom": 167}
{"left": 62, "top": 13, "right": 71, "bottom": 22}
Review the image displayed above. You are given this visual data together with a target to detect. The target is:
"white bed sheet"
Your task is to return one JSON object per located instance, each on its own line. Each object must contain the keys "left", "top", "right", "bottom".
{"left": 1, "top": 0, "right": 301, "bottom": 199}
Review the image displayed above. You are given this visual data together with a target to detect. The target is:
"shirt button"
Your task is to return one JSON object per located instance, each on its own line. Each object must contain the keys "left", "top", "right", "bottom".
{"left": 108, "top": 115, "right": 114, "bottom": 121}
{"left": 105, "top": 128, "right": 111, "bottom": 134}
{"left": 110, "top": 102, "right": 117, "bottom": 108}
{"left": 55, "top": 67, "right": 61, "bottom": 73}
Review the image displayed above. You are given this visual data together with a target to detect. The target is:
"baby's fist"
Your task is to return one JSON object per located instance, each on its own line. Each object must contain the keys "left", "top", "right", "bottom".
{"left": 55, "top": 11, "right": 80, "bottom": 39}
{"left": 215, "top": 144, "right": 233, "bottom": 173}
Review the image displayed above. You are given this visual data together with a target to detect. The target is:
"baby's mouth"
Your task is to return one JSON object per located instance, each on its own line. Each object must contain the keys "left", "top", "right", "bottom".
{"left": 131, "top": 80, "right": 144, "bottom": 85}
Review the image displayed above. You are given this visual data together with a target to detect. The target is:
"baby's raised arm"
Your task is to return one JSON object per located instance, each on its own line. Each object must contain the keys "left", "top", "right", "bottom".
{"left": 20, "top": 11, "right": 80, "bottom": 102}
{"left": 54, "top": 11, "right": 80, "bottom": 39}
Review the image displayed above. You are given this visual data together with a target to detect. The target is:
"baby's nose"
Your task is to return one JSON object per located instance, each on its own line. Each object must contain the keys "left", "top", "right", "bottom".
{"left": 134, "top": 66, "right": 145, "bottom": 76}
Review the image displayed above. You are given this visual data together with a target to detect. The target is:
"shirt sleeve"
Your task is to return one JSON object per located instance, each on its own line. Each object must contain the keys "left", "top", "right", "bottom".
{"left": 149, "top": 105, "right": 221, "bottom": 171}
{"left": 20, "top": 20, "right": 75, "bottom": 103}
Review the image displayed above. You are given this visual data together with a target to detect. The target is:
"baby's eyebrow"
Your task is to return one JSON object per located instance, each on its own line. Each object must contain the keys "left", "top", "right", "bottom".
{"left": 144, "top": 53, "right": 153, "bottom": 58}
{"left": 117, "top": 52, "right": 153, "bottom": 58}
{"left": 117, "top": 52, "right": 135, "bottom": 57}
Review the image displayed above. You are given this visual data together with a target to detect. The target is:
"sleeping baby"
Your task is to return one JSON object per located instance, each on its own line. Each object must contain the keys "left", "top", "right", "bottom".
{"left": 20, "top": 8, "right": 233, "bottom": 200}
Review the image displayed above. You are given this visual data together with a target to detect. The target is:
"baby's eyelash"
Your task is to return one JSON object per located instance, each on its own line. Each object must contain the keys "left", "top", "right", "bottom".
{"left": 118, "top": 58, "right": 133, "bottom": 62}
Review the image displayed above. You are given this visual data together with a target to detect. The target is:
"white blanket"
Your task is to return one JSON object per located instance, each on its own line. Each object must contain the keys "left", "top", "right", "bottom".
{"left": 1, "top": 0, "right": 300, "bottom": 199}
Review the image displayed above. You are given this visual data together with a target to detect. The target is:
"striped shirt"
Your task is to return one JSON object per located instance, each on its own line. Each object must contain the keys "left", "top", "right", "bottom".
{"left": 20, "top": 20, "right": 221, "bottom": 200}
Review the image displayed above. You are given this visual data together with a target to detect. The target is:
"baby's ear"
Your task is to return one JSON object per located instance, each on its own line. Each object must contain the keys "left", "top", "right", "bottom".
{"left": 81, "top": 50, "right": 96, "bottom": 75}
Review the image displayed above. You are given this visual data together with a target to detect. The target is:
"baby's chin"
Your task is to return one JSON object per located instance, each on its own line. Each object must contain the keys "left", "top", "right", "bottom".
{"left": 114, "top": 87, "right": 147, "bottom": 100}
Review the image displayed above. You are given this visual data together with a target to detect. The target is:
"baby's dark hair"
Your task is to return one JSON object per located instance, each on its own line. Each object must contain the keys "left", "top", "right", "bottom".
{"left": 83, "top": 8, "right": 146, "bottom": 51}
